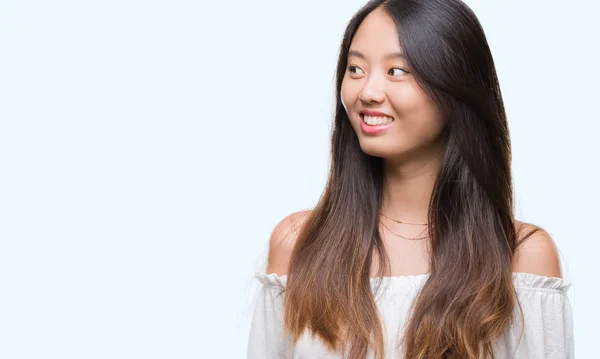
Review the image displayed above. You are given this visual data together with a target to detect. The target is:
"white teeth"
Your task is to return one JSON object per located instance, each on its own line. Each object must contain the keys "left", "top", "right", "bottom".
{"left": 363, "top": 115, "right": 394, "bottom": 126}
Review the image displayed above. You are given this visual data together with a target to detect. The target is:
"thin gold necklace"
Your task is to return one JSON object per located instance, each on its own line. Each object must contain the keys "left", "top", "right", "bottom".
{"left": 379, "top": 220, "right": 429, "bottom": 240}
{"left": 379, "top": 212, "right": 428, "bottom": 226}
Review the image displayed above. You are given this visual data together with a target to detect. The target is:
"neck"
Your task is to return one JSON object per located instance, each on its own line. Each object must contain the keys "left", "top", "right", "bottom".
{"left": 380, "top": 145, "right": 442, "bottom": 223}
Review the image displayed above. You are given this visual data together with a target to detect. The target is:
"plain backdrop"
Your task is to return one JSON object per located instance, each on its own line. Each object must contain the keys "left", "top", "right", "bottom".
{"left": 0, "top": 0, "right": 598, "bottom": 358}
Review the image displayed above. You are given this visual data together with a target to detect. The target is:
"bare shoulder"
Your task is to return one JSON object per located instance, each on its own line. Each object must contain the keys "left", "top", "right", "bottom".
{"left": 512, "top": 220, "right": 562, "bottom": 278}
{"left": 266, "top": 210, "right": 313, "bottom": 276}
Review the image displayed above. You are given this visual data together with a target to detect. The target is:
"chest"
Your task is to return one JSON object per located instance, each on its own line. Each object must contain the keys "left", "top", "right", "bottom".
{"left": 369, "top": 238, "right": 430, "bottom": 277}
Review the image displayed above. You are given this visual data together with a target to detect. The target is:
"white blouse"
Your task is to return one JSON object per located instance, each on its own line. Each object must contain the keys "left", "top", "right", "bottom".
{"left": 247, "top": 271, "right": 574, "bottom": 359}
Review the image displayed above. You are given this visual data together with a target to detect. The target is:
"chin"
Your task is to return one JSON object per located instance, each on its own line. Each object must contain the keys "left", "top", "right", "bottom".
{"left": 358, "top": 141, "right": 397, "bottom": 159}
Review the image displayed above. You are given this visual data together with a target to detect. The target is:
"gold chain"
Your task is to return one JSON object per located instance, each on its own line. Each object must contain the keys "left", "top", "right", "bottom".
{"left": 379, "top": 212, "right": 428, "bottom": 225}
{"left": 379, "top": 220, "right": 429, "bottom": 240}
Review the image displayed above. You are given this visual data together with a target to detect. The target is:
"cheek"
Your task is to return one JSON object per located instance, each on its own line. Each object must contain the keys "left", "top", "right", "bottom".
{"left": 412, "top": 107, "right": 446, "bottom": 142}
{"left": 391, "top": 87, "right": 436, "bottom": 120}
{"left": 389, "top": 91, "right": 445, "bottom": 136}
{"left": 415, "top": 95, "right": 445, "bottom": 132}
{"left": 340, "top": 80, "right": 357, "bottom": 113}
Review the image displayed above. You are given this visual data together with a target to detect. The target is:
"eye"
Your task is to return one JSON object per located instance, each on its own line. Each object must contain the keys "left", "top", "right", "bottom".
{"left": 389, "top": 67, "right": 409, "bottom": 77}
{"left": 347, "top": 65, "right": 364, "bottom": 76}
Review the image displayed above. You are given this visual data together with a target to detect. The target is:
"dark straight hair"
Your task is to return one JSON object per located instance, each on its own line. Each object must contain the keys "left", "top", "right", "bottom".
{"left": 281, "top": 0, "right": 541, "bottom": 358}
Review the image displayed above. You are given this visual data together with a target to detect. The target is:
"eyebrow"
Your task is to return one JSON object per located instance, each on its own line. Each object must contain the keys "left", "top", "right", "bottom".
{"left": 348, "top": 50, "right": 405, "bottom": 60}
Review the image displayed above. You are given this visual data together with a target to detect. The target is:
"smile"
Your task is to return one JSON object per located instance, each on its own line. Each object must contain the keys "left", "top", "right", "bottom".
{"left": 360, "top": 114, "right": 394, "bottom": 134}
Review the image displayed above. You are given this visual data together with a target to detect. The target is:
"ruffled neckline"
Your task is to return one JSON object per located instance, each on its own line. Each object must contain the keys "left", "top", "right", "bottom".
{"left": 254, "top": 271, "right": 571, "bottom": 293}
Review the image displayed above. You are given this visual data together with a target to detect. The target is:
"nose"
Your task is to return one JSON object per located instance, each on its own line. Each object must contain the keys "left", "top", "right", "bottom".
{"left": 359, "top": 73, "right": 386, "bottom": 104}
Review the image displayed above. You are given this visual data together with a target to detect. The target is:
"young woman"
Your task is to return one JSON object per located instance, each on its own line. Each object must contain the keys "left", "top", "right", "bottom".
{"left": 247, "top": 0, "right": 573, "bottom": 358}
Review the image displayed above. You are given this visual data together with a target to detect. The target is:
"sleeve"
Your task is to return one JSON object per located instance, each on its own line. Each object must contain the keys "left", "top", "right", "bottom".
{"left": 247, "top": 273, "right": 293, "bottom": 359}
{"left": 498, "top": 273, "right": 575, "bottom": 359}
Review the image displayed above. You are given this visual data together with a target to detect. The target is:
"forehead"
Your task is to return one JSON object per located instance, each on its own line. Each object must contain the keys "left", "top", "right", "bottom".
{"left": 350, "top": 8, "right": 402, "bottom": 57}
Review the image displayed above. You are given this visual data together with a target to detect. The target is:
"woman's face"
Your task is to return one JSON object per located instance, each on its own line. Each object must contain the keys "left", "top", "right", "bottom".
{"left": 341, "top": 7, "right": 446, "bottom": 160}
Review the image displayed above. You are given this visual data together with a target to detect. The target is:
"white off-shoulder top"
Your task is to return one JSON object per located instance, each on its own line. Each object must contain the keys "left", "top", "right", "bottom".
{"left": 247, "top": 272, "right": 574, "bottom": 359}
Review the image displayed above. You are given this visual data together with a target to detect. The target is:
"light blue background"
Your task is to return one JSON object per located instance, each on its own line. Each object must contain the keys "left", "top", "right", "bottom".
{"left": 0, "top": 0, "right": 597, "bottom": 358}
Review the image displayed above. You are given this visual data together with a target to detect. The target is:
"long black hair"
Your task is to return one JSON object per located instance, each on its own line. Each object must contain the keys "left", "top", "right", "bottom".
{"left": 282, "top": 1, "right": 539, "bottom": 358}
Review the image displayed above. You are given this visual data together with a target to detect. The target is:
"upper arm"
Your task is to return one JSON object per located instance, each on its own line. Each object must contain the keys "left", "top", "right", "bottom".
{"left": 266, "top": 210, "right": 312, "bottom": 276}
{"left": 513, "top": 222, "right": 562, "bottom": 278}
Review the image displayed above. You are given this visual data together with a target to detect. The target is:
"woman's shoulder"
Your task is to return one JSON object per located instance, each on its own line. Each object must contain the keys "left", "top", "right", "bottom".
{"left": 266, "top": 209, "right": 313, "bottom": 277}
{"left": 513, "top": 220, "right": 563, "bottom": 278}
{"left": 264, "top": 216, "right": 563, "bottom": 280}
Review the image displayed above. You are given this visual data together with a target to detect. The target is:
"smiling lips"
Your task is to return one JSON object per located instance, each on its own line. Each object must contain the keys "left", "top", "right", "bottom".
{"left": 361, "top": 109, "right": 393, "bottom": 118}
{"left": 359, "top": 110, "right": 395, "bottom": 134}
